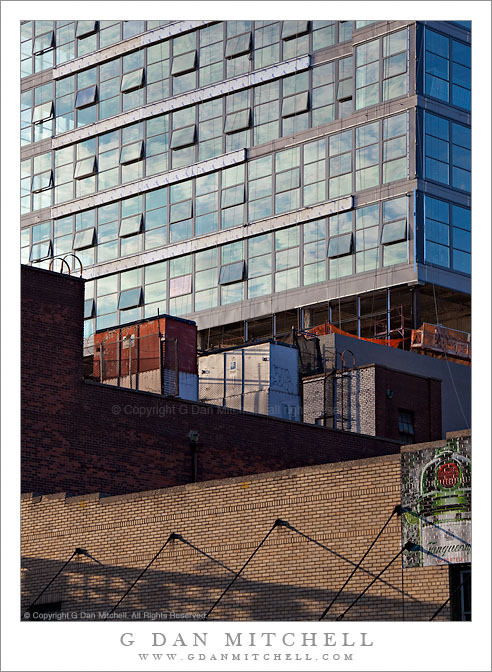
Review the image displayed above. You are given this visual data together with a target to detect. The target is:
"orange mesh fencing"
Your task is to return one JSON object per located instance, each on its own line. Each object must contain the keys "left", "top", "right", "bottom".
{"left": 308, "top": 322, "right": 406, "bottom": 348}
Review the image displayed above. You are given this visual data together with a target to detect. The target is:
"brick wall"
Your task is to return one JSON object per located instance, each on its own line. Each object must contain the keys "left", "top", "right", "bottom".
{"left": 22, "top": 266, "right": 401, "bottom": 497}
{"left": 302, "top": 365, "right": 441, "bottom": 443}
{"left": 21, "top": 454, "right": 451, "bottom": 621}
{"left": 303, "top": 367, "right": 376, "bottom": 434}
{"left": 374, "top": 366, "right": 442, "bottom": 443}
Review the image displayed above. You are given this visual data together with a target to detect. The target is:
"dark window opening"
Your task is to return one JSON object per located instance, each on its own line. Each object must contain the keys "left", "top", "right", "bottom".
{"left": 398, "top": 409, "right": 415, "bottom": 443}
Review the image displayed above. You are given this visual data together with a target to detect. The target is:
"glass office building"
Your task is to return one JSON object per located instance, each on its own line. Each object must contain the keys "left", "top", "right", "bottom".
{"left": 20, "top": 19, "right": 471, "bottom": 349}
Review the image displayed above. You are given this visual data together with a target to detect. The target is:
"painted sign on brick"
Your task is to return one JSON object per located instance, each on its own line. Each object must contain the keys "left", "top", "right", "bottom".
{"left": 401, "top": 436, "right": 471, "bottom": 568}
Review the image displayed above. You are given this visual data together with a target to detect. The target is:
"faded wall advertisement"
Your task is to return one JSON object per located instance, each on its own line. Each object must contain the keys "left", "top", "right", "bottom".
{"left": 401, "top": 436, "right": 471, "bottom": 568}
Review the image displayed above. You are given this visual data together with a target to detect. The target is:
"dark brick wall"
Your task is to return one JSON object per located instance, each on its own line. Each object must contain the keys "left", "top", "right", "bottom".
{"left": 21, "top": 266, "right": 401, "bottom": 497}
{"left": 374, "top": 366, "right": 442, "bottom": 443}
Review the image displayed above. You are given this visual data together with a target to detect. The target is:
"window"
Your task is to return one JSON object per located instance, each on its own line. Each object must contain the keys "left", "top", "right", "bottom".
{"left": 424, "top": 28, "right": 470, "bottom": 110}
{"left": 119, "top": 214, "right": 142, "bottom": 237}
{"left": 33, "top": 31, "right": 54, "bottom": 54}
{"left": 282, "top": 20, "right": 310, "bottom": 40}
{"left": 120, "top": 141, "right": 144, "bottom": 165}
{"left": 329, "top": 129, "right": 352, "bottom": 198}
{"left": 221, "top": 185, "right": 244, "bottom": 209}
{"left": 169, "top": 274, "right": 192, "bottom": 298}
{"left": 383, "top": 113, "right": 407, "bottom": 184}
{"left": 171, "top": 51, "right": 197, "bottom": 76}
{"left": 398, "top": 409, "right": 415, "bottom": 443}
{"left": 224, "top": 109, "right": 250, "bottom": 134}
{"left": 219, "top": 261, "right": 245, "bottom": 285}
{"left": 76, "top": 21, "right": 97, "bottom": 38}
{"left": 381, "top": 219, "right": 406, "bottom": 244}
{"left": 75, "top": 85, "right": 97, "bottom": 108}
{"left": 382, "top": 197, "right": 408, "bottom": 266}
{"left": 225, "top": 32, "right": 251, "bottom": 58}
{"left": 118, "top": 287, "right": 142, "bottom": 310}
{"left": 327, "top": 233, "right": 353, "bottom": 258}
{"left": 282, "top": 91, "right": 309, "bottom": 117}
{"left": 355, "top": 121, "right": 379, "bottom": 191}
{"left": 170, "top": 125, "right": 196, "bottom": 149}
{"left": 32, "top": 101, "right": 53, "bottom": 124}
{"left": 121, "top": 68, "right": 144, "bottom": 92}
{"left": 382, "top": 29, "right": 407, "bottom": 101}
{"left": 73, "top": 228, "right": 96, "bottom": 250}
{"left": 31, "top": 171, "right": 53, "bottom": 192}
{"left": 74, "top": 156, "right": 97, "bottom": 179}
{"left": 30, "top": 241, "right": 52, "bottom": 262}
{"left": 84, "top": 299, "right": 95, "bottom": 318}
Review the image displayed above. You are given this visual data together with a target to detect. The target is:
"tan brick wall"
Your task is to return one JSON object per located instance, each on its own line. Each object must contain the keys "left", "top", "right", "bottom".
{"left": 21, "top": 454, "right": 451, "bottom": 621}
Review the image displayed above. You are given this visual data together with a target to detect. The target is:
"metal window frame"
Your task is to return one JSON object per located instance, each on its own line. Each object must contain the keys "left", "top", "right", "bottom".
{"left": 219, "top": 260, "right": 246, "bottom": 285}
{"left": 381, "top": 219, "right": 407, "bottom": 245}
{"left": 119, "top": 140, "right": 144, "bottom": 165}
{"left": 118, "top": 287, "right": 142, "bottom": 309}
{"left": 281, "top": 20, "right": 310, "bottom": 41}
{"left": 73, "top": 227, "right": 96, "bottom": 250}
{"left": 327, "top": 232, "right": 353, "bottom": 258}
{"left": 75, "top": 85, "right": 98, "bottom": 109}
{"left": 84, "top": 298, "right": 95, "bottom": 318}
{"left": 224, "top": 108, "right": 251, "bottom": 134}
{"left": 74, "top": 156, "right": 97, "bottom": 179}
{"left": 32, "top": 101, "right": 54, "bottom": 124}
{"left": 171, "top": 51, "right": 197, "bottom": 76}
{"left": 225, "top": 32, "right": 252, "bottom": 59}
{"left": 281, "top": 91, "right": 309, "bottom": 118}
{"left": 76, "top": 20, "right": 98, "bottom": 39}
{"left": 31, "top": 170, "right": 53, "bottom": 193}
{"left": 121, "top": 68, "right": 145, "bottom": 93}
{"left": 170, "top": 125, "right": 196, "bottom": 149}
{"left": 33, "top": 31, "right": 54, "bottom": 55}
{"left": 119, "top": 213, "right": 143, "bottom": 237}
{"left": 29, "top": 240, "right": 52, "bottom": 262}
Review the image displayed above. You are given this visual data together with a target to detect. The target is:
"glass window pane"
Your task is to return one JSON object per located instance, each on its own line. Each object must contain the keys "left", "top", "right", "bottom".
{"left": 383, "top": 29, "right": 407, "bottom": 57}
{"left": 248, "top": 274, "right": 271, "bottom": 298}
{"left": 356, "top": 39, "right": 379, "bottom": 66}
{"left": 383, "top": 157, "right": 407, "bottom": 183}
{"left": 384, "top": 241, "right": 408, "bottom": 266}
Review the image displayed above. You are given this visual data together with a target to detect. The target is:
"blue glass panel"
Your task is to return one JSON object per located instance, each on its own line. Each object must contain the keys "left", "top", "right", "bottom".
{"left": 426, "top": 136, "right": 449, "bottom": 162}
{"left": 426, "top": 52, "right": 449, "bottom": 79}
{"left": 425, "top": 196, "right": 449, "bottom": 223}
{"left": 425, "top": 113, "right": 449, "bottom": 140}
{"left": 453, "top": 249, "right": 471, "bottom": 274}
{"left": 452, "top": 227, "right": 471, "bottom": 253}
{"left": 452, "top": 205, "right": 471, "bottom": 231}
{"left": 426, "top": 241, "right": 449, "bottom": 267}
{"left": 452, "top": 62, "right": 470, "bottom": 88}
{"left": 426, "top": 29, "right": 449, "bottom": 58}
{"left": 452, "top": 123, "right": 471, "bottom": 149}
{"left": 426, "top": 218, "right": 449, "bottom": 245}
{"left": 425, "top": 74, "right": 449, "bottom": 101}
{"left": 452, "top": 85, "right": 471, "bottom": 110}
{"left": 452, "top": 166, "right": 471, "bottom": 192}
{"left": 452, "top": 145, "right": 471, "bottom": 171}
{"left": 425, "top": 158, "right": 449, "bottom": 184}
{"left": 452, "top": 40, "right": 471, "bottom": 67}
